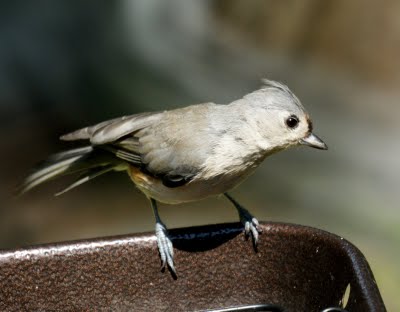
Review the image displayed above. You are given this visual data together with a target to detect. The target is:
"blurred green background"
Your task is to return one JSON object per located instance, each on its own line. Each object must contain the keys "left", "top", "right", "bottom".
{"left": 0, "top": 0, "right": 399, "bottom": 309}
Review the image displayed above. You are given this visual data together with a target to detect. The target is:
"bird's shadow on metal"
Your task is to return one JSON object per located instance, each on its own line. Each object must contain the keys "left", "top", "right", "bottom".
{"left": 168, "top": 222, "right": 244, "bottom": 252}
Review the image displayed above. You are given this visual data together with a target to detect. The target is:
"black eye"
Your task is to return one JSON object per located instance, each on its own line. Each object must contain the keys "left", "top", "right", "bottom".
{"left": 286, "top": 115, "right": 299, "bottom": 129}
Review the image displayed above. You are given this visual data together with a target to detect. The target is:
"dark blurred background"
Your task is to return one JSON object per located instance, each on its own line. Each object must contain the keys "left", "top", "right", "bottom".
{"left": 1, "top": 1, "right": 399, "bottom": 309}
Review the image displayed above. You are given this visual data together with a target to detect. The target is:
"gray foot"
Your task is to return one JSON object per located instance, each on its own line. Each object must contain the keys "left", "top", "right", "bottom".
{"left": 240, "top": 211, "right": 261, "bottom": 246}
{"left": 224, "top": 193, "right": 261, "bottom": 247}
{"left": 155, "top": 222, "right": 175, "bottom": 274}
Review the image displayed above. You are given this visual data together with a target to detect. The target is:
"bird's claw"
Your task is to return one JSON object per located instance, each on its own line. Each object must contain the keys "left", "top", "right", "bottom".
{"left": 225, "top": 193, "right": 262, "bottom": 248}
{"left": 243, "top": 217, "right": 261, "bottom": 246}
{"left": 237, "top": 204, "right": 261, "bottom": 247}
{"left": 155, "top": 222, "right": 176, "bottom": 274}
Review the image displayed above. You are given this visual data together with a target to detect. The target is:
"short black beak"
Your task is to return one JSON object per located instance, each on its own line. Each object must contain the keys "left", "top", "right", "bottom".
{"left": 300, "top": 133, "right": 328, "bottom": 150}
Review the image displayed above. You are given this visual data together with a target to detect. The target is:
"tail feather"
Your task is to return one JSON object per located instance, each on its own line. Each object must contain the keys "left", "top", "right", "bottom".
{"left": 54, "top": 165, "right": 115, "bottom": 196}
{"left": 45, "top": 146, "right": 93, "bottom": 162}
{"left": 24, "top": 155, "right": 85, "bottom": 186}
{"left": 20, "top": 146, "right": 123, "bottom": 195}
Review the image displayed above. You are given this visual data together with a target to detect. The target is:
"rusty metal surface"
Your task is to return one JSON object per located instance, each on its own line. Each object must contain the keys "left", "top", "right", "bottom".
{"left": 0, "top": 222, "right": 386, "bottom": 311}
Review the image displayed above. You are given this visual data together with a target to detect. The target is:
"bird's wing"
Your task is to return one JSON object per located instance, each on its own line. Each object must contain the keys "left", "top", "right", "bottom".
{"left": 59, "top": 104, "right": 218, "bottom": 187}
{"left": 131, "top": 103, "right": 219, "bottom": 180}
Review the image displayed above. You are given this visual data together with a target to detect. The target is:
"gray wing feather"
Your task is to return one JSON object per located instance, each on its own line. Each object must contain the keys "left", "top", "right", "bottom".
{"left": 60, "top": 112, "right": 163, "bottom": 145}
{"left": 91, "top": 112, "right": 164, "bottom": 145}
{"left": 60, "top": 116, "right": 127, "bottom": 141}
{"left": 134, "top": 103, "right": 219, "bottom": 177}
{"left": 59, "top": 103, "right": 219, "bottom": 182}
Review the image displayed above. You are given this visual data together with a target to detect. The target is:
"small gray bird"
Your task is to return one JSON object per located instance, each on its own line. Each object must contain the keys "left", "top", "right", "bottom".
{"left": 22, "top": 79, "right": 327, "bottom": 273}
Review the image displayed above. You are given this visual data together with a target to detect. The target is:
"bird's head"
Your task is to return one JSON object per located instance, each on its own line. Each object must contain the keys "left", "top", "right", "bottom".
{"left": 243, "top": 79, "right": 327, "bottom": 152}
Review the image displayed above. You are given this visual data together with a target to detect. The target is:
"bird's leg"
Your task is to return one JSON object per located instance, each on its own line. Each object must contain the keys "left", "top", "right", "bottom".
{"left": 224, "top": 193, "right": 261, "bottom": 246}
{"left": 150, "top": 198, "right": 176, "bottom": 274}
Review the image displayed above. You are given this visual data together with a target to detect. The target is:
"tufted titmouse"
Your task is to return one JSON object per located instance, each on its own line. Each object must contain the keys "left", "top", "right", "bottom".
{"left": 22, "top": 79, "right": 327, "bottom": 274}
